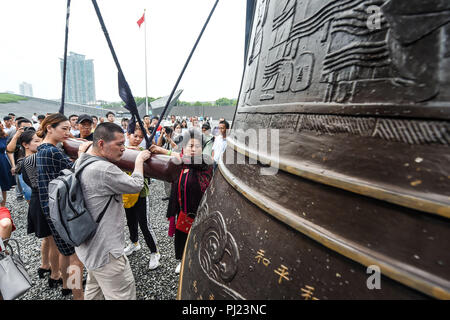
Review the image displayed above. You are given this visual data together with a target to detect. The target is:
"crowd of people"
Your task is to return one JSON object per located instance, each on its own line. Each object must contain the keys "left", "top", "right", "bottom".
{"left": 0, "top": 111, "right": 230, "bottom": 300}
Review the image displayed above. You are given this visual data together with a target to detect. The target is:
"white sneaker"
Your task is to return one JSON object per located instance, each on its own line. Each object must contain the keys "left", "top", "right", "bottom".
{"left": 124, "top": 242, "right": 141, "bottom": 256}
{"left": 175, "top": 262, "right": 181, "bottom": 274}
{"left": 148, "top": 252, "right": 161, "bottom": 270}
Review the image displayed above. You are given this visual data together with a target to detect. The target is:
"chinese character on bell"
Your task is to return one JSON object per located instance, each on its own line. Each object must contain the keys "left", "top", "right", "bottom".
{"left": 274, "top": 265, "right": 290, "bottom": 284}
{"left": 301, "top": 285, "right": 319, "bottom": 300}
{"left": 255, "top": 249, "right": 271, "bottom": 267}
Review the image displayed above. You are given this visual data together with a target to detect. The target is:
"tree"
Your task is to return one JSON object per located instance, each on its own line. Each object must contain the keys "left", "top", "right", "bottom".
{"left": 215, "top": 97, "right": 237, "bottom": 106}
{"left": 176, "top": 100, "right": 191, "bottom": 106}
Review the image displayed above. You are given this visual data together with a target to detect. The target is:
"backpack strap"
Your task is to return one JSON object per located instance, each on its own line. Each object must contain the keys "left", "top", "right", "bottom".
{"left": 64, "top": 157, "right": 102, "bottom": 202}
{"left": 74, "top": 156, "right": 102, "bottom": 178}
{"left": 203, "top": 136, "right": 214, "bottom": 149}
{"left": 74, "top": 156, "right": 118, "bottom": 224}
{"left": 96, "top": 195, "right": 115, "bottom": 224}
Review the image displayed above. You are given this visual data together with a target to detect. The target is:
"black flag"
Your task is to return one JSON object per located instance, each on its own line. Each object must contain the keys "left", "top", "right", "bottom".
{"left": 92, "top": 0, "right": 150, "bottom": 147}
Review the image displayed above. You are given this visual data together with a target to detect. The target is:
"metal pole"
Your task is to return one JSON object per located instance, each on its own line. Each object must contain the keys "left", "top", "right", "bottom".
{"left": 59, "top": 0, "right": 71, "bottom": 115}
{"left": 148, "top": 0, "right": 220, "bottom": 144}
{"left": 144, "top": 9, "right": 149, "bottom": 116}
{"left": 91, "top": 0, "right": 150, "bottom": 147}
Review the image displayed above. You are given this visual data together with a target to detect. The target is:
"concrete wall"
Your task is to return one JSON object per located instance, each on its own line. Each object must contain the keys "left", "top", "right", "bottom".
{"left": 0, "top": 95, "right": 115, "bottom": 120}
{"left": 0, "top": 95, "right": 237, "bottom": 123}
{"left": 151, "top": 105, "right": 237, "bottom": 121}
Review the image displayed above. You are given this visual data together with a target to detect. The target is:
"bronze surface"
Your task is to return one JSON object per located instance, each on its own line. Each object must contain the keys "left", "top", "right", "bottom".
{"left": 179, "top": 0, "right": 450, "bottom": 300}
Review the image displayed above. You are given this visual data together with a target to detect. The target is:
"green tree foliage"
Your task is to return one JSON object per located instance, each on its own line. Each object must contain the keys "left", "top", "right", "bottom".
{"left": 100, "top": 97, "right": 237, "bottom": 108}
{"left": 215, "top": 97, "right": 236, "bottom": 106}
{"left": 192, "top": 101, "right": 213, "bottom": 106}
{"left": 176, "top": 100, "right": 192, "bottom": 106}
{"left": 176, "top": 98, "right": 236, "bottom": 106}
{"left": 99, "top": 96, "right": 158, "bottom": 109}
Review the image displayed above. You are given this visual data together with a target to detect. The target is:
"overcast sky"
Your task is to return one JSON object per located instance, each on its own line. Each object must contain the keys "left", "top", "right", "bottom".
{"left": 0, "top": 0, "right": 246, "bottom": 103}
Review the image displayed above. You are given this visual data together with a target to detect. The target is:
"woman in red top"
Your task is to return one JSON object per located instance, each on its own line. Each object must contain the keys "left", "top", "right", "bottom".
{"left": 150, "top": 128, "right": 213, "bottom": 274}
{"left": 0, "top": 206, "right": 15, "bottom": 300}
{"left": 0, "top": 207, "right": 15, "bottom": 244}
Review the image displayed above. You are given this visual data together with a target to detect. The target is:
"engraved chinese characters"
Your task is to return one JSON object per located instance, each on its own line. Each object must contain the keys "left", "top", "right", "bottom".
{"left": 242, "top": 0, "right": 450, "bottom": 105}
{"left": 179, "top": 0, "right": 450, "bottom": 300}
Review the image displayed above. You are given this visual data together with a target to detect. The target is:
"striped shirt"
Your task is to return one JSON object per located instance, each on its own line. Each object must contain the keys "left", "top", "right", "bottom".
{"left": 16, "top": 153, "right": 38, "bottom": 189}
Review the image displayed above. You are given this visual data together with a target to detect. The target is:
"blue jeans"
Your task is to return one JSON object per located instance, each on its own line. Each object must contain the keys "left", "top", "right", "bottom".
{"left": 15, "top": 174, "right": 23, "bottom": 197}
{"left": 18, "top": 174, "right": 31, "bottom": 201}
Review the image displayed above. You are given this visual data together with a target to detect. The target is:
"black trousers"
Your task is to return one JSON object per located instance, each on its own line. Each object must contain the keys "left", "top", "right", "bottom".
{"left": 174, "top": 229, "right": 188, "bottom": 260}
{"left": 125, "top": 196, "right": 157, "bottom": 253}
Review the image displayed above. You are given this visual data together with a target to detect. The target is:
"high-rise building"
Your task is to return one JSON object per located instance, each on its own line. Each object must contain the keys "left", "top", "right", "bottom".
{"left": 19, "top": 82, "right": 33, "bottom": 96}
{"left": 60, "top": 52, "right": 96, "bottom": 105}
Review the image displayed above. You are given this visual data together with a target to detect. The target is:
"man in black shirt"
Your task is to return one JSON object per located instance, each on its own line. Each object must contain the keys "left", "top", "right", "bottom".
{"left": 75, "top": 114, "right": 94, "bottom": 141}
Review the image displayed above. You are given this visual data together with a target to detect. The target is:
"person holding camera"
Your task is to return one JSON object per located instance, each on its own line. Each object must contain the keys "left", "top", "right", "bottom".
{"left": 157, "top": 126, "right": 179, "bottom": 200}
{"left": 14, "top": 129, "right": 54, "bottom": 282}
{"left": 0, "top": 123, "right": 15, "bottom": 207}
{"left": 6, "top": 118, "right": 34, "bottom": 201}
{"left": 157, "top": 126, "right": 178, "bottom": 151}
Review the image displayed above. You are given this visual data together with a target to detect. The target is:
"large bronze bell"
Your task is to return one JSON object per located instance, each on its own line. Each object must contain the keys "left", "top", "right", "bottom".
{"left": 178, "top": 0, "right": 450, "bottom": 300}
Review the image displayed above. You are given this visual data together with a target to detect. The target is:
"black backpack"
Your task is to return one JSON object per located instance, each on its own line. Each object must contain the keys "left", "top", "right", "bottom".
{"left": 48, "top": 157, "right": 114, "bottom": 247}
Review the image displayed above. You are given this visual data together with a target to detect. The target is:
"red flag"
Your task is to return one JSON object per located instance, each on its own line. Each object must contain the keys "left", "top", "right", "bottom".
{"left": 137, "top": 13, "right": 145, "bottom": 28}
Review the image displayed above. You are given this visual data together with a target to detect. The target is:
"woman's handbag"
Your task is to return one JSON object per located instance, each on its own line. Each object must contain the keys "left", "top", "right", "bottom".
{"left": 122, "top": 171, "right": 141, "bottom": 209}
{"left": 0, "top": 238, "right": 32, "bottom": 300}
{"left": 176, "top": 210, "right": 195, "bottom": 234}
{"left": 122, "top": 192, "right": 140, "bottom": 209}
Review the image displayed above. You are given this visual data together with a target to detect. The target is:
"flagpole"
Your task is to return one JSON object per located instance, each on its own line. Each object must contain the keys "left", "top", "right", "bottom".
{"left": 144, "top": 9, "right": 149, "bottom": 116}
{"left": 59, "top": 0, "right": 71, "bottom": 115}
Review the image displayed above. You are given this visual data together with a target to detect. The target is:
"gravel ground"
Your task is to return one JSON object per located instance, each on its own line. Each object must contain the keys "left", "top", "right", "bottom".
{"left": 4, "top": 179, "right": 179, "bottom": 300}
